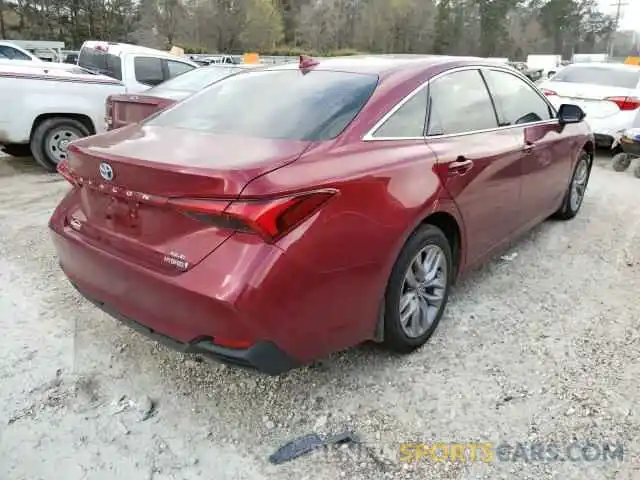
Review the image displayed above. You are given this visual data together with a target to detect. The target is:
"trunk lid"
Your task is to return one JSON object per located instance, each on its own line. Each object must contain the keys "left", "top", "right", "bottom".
{"left": 108, "top": 93, "right": 181, "bottom": 130}
{"left": 64, "top": 125, "right": 311, "bottom": 272}
{"left": 543, "top": 81, "right": 638, "bottom": 119}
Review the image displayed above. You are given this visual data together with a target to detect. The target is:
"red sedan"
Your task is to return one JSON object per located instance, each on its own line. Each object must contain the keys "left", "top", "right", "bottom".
{"left": 50, "top": 55, "right": 593, "bottom": 374}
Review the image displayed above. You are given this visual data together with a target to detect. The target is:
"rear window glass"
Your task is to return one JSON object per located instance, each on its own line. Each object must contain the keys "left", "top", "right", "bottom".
{"left": 78, "top": 47, "right": 122, "bottom": 80}
{"left": 551, "top": 66, "right": 640, "bottom": 89}
{"left": 147, "top": 70, "right": 378, "bottom": 141}
{"left": 148, "top": 66, "right": 242, "bottom": 95}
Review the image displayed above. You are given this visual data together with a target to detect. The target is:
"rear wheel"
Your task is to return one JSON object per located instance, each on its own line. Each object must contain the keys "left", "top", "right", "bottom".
{"left": 383, "top": 224, "right": 453, "bottom": 353}
{"left": 553, "top": 149, "right": 591, "bottom": 220}
{"left": 612, "top": 153, "right": 632, "bottom": 172}
{"left": 1, "top": 144, "right": 31, "bottom": 157}
{"left": 30, "top": 117, "right": 90, "bottom": 172}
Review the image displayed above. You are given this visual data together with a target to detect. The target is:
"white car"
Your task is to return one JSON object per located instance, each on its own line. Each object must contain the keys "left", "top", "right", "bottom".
{"left": 539, "top": 62, "right": 640, "bottom": 148}
{"left": 0, "top": 41, "right": 42, "bottom": 62}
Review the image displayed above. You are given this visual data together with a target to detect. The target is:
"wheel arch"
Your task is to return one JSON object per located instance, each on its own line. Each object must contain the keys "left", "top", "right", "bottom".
{"left": 30, "top": 113, "right": 96, "bottom": 139}
{"left": 373, "top": 203, "right": 465, "bottom": 342}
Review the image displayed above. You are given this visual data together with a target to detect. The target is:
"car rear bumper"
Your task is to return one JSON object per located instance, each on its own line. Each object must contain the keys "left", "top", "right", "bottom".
{"left": 586, "top": 113, "right": 639, "bottom": 147}
{"left": 70, "top": 279, "right": 297, "bottom": 374}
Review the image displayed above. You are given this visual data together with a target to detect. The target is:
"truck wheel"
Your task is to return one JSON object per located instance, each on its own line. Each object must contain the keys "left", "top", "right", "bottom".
{"left": 30, "top": 117, "right": 90, "bottom": 172}
{"left": 612, "top": 153, "right": 631, "bottom": 172}
{"left": 1, "top": 144, "right": 32, "bottom": 157}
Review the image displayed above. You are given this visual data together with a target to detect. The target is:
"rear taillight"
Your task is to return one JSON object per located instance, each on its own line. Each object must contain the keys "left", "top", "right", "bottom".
{"left": 105, "top": 97, "right": 113, "bottom": 130}
{"left": 168, "top": 190, "right": 337, "bottom": 242}
{"left": 605, "top": 96, "right": 640, "bottom": 111}
{"left": 541, "top": 88, "right": 557, "bottom": 96}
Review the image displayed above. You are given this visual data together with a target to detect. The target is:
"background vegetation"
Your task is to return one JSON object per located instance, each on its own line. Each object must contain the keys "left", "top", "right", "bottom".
{"left": 0, "top": 0, "right": 638, "bottom": 59}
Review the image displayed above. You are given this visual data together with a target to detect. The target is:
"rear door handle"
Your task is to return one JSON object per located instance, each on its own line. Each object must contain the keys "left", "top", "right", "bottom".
{"left": 448, "top": 157, "right": 473, "bottom": 175}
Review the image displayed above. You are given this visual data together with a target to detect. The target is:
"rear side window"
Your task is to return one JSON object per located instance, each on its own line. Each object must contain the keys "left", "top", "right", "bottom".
{"left": 148, "top": 66, "right": 242, "bottom": 95}
{"left": 483, "top": 69, "right": 553, "bottom": 125}
{"left": 427, "top": 69, "right": 498, "bottom": 135}
{"left": 167, "top": 60, "right": 195, "bottom": 78}
{"left": 0, "top": 45, "right": 32, "bottom": 60}
{"left": 147, "top": 70, "right": 378, "bottom": 141}
{"left": 78, "top": 47, "right": 122, "bottom": 80}
{"left": 135, "top": 57, "right": 164, "bottom": 86}
{"left": 373, "top": 89, "right": 428, "bottom": 138}
{"left": 552, "top": 66, "right": 640, "bottom": 89}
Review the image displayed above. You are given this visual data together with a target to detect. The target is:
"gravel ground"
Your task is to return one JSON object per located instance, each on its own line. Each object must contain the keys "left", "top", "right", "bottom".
{"left": 1, "top": 152, "right": 639, "bottom": 480}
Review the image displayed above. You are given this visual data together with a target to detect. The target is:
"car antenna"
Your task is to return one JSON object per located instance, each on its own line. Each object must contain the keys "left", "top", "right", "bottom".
{"left": 299, "top": 55, "right": 319, "bottom": 72}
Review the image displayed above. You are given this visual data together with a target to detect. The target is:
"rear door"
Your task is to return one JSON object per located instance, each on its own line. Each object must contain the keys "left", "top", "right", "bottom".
{"left": 425, "top": 68, "right": 523, "bottom": 266}
{"left": 482, "top": 67, "right": 571, "bottom": 224}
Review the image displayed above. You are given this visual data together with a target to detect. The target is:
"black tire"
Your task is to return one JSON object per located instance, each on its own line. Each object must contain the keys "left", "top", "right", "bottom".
{"left": 1, "top": 144, "right": 32, "bottom": 157}
{"left": 612, "top": 152, "right": 631, "bottom": 172}
{"left": 553, "top": 149, "right": 591, "bottom": 220}
{"left": 30, "top": 117, "right": 90, "bottom": 172}
{"left": 634, "top": 163, "right": 640, "bottom": 179}
{"left": 382, "top": 224, "right": 453, "bottom": 353}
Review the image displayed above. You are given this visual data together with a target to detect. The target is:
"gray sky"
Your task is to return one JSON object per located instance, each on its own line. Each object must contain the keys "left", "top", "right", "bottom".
{"left": 598, "top": 0, "right": 639, "bottom": 30}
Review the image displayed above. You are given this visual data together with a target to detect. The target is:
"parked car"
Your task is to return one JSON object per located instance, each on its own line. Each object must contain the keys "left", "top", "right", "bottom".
{"left": 0, "top": 41, "right": 42, "bottom": 62}
{"left": 106, "top": 63, "right": 259, "bottom": 130}
{"left": 539, "top": 62, "right": 640, "bottom": 148}
{"left": 0, "top": 62, "right": 124, "bottom": 169}
{"left": 78, "top": 41, "right": 199, "bottom": 93}
{"left": 508, "top": 61, "right": 543, "bottom": 82}
{"left": 50, "top": 55, "right": 593, "bottom": 374}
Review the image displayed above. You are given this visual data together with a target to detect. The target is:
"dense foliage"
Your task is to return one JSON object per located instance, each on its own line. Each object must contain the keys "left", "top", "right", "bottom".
{"left": 0, "top": 0, "right": 634, "bottom": 59}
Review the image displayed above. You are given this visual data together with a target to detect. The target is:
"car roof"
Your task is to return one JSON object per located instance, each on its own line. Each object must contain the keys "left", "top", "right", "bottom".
{"left": 263, "top": 54, "right": 506, "bottom": 78}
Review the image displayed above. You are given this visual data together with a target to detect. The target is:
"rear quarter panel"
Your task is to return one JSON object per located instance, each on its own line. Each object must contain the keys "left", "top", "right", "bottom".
{"left": 239, "top": 139, "right": 457, "bottom": 351}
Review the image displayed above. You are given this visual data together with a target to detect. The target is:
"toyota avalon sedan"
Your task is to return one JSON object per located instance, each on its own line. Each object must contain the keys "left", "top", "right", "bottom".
{"left": 50, "top": 55, "right": 594, "bottom": 374}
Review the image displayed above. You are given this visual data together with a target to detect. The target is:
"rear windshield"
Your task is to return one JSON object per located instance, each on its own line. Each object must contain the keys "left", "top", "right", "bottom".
{"left": 146, "top": 70, "right": 378, "bottom": 141}
{"left": 148, "top": 66, "right": 243, "bottom": 95}
{"left": 551, "top": 66, "right": 640, "bottom": 89}
{"left": 78, "top": 46, "right": 122, "bottom": 80}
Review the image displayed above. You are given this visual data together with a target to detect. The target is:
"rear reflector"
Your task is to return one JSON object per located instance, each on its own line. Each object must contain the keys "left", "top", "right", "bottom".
{"left": 105, "top": 97, "right": 114, "bottom": 130}
{"left": 540, "top": 88, "right": 557, "bottom": 96}
{"left": 605, "top": 96, "right": 640, "bottom": 111}
{"left": 57, "top": 159, "right": 78, "bottom": 186}
{"left": 211, "top": 337, "right": 253, "bottom": 349}
{"left": 168, "top": 190, "right": 337, "bottom": 242}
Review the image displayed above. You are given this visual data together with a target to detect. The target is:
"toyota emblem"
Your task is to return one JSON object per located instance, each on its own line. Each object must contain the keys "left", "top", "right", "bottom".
{"left": 99, "top": 162, "right": 114, "bottom": 181}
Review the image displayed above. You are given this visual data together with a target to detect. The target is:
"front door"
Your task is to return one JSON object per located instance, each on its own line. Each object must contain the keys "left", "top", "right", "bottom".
{"left": 425, "top": 68, "right": 523, "bottom": 267}
{"left": 482, "top": 68, "right": 573, "bottom": 225}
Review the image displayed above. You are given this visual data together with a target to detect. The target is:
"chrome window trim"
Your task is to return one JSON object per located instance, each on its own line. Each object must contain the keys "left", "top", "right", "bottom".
{"left": 362, "top": 64, "right": 559, "bottom": 142}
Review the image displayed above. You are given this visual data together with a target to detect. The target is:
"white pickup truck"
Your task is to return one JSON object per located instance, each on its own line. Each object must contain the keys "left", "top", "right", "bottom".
{"left": 0, "top": 63, "right": 124, "bottom": 171}
{"left": 0, "top": 42, "right": 198, "bottom": 171}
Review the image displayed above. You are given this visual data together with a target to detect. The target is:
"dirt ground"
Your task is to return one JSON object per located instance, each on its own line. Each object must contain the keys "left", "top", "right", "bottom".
{"left": 1, "top": 152, "right": 639, "bottom": 480}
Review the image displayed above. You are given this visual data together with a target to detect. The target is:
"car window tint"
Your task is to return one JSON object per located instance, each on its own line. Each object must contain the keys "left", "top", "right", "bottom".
{"left": 0, "top": 45, "right": 31, "bottom": 60}
{"left": 483, "top": 69, "right": 553, "bottom": 125}
{"left": 426, "top": 69, "right": 498, "bottom": 136}
{"left": 373, "top": 89, "right": 428, "bottom": 138}
{"left": 78, "top": 47, "right": 122, "bottom": 80}
{"left": 134, "top": 57, "right": 164, "bottom": 86}
{"left": 149, "top": 66, "right": 241, "bottom": 95}
{"left": 551, "top": 66, "right": 640, "bottom": 89}
{"left": 147, "top": 70, "right": 378, "bottom": 142}
{"left": 167, "top": 60, "right": 195, "bottom": 78}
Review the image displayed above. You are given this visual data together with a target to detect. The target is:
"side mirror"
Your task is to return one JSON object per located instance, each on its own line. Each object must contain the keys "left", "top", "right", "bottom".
{"left": 558, "top": 103, "right": 586, "bottom": 125}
